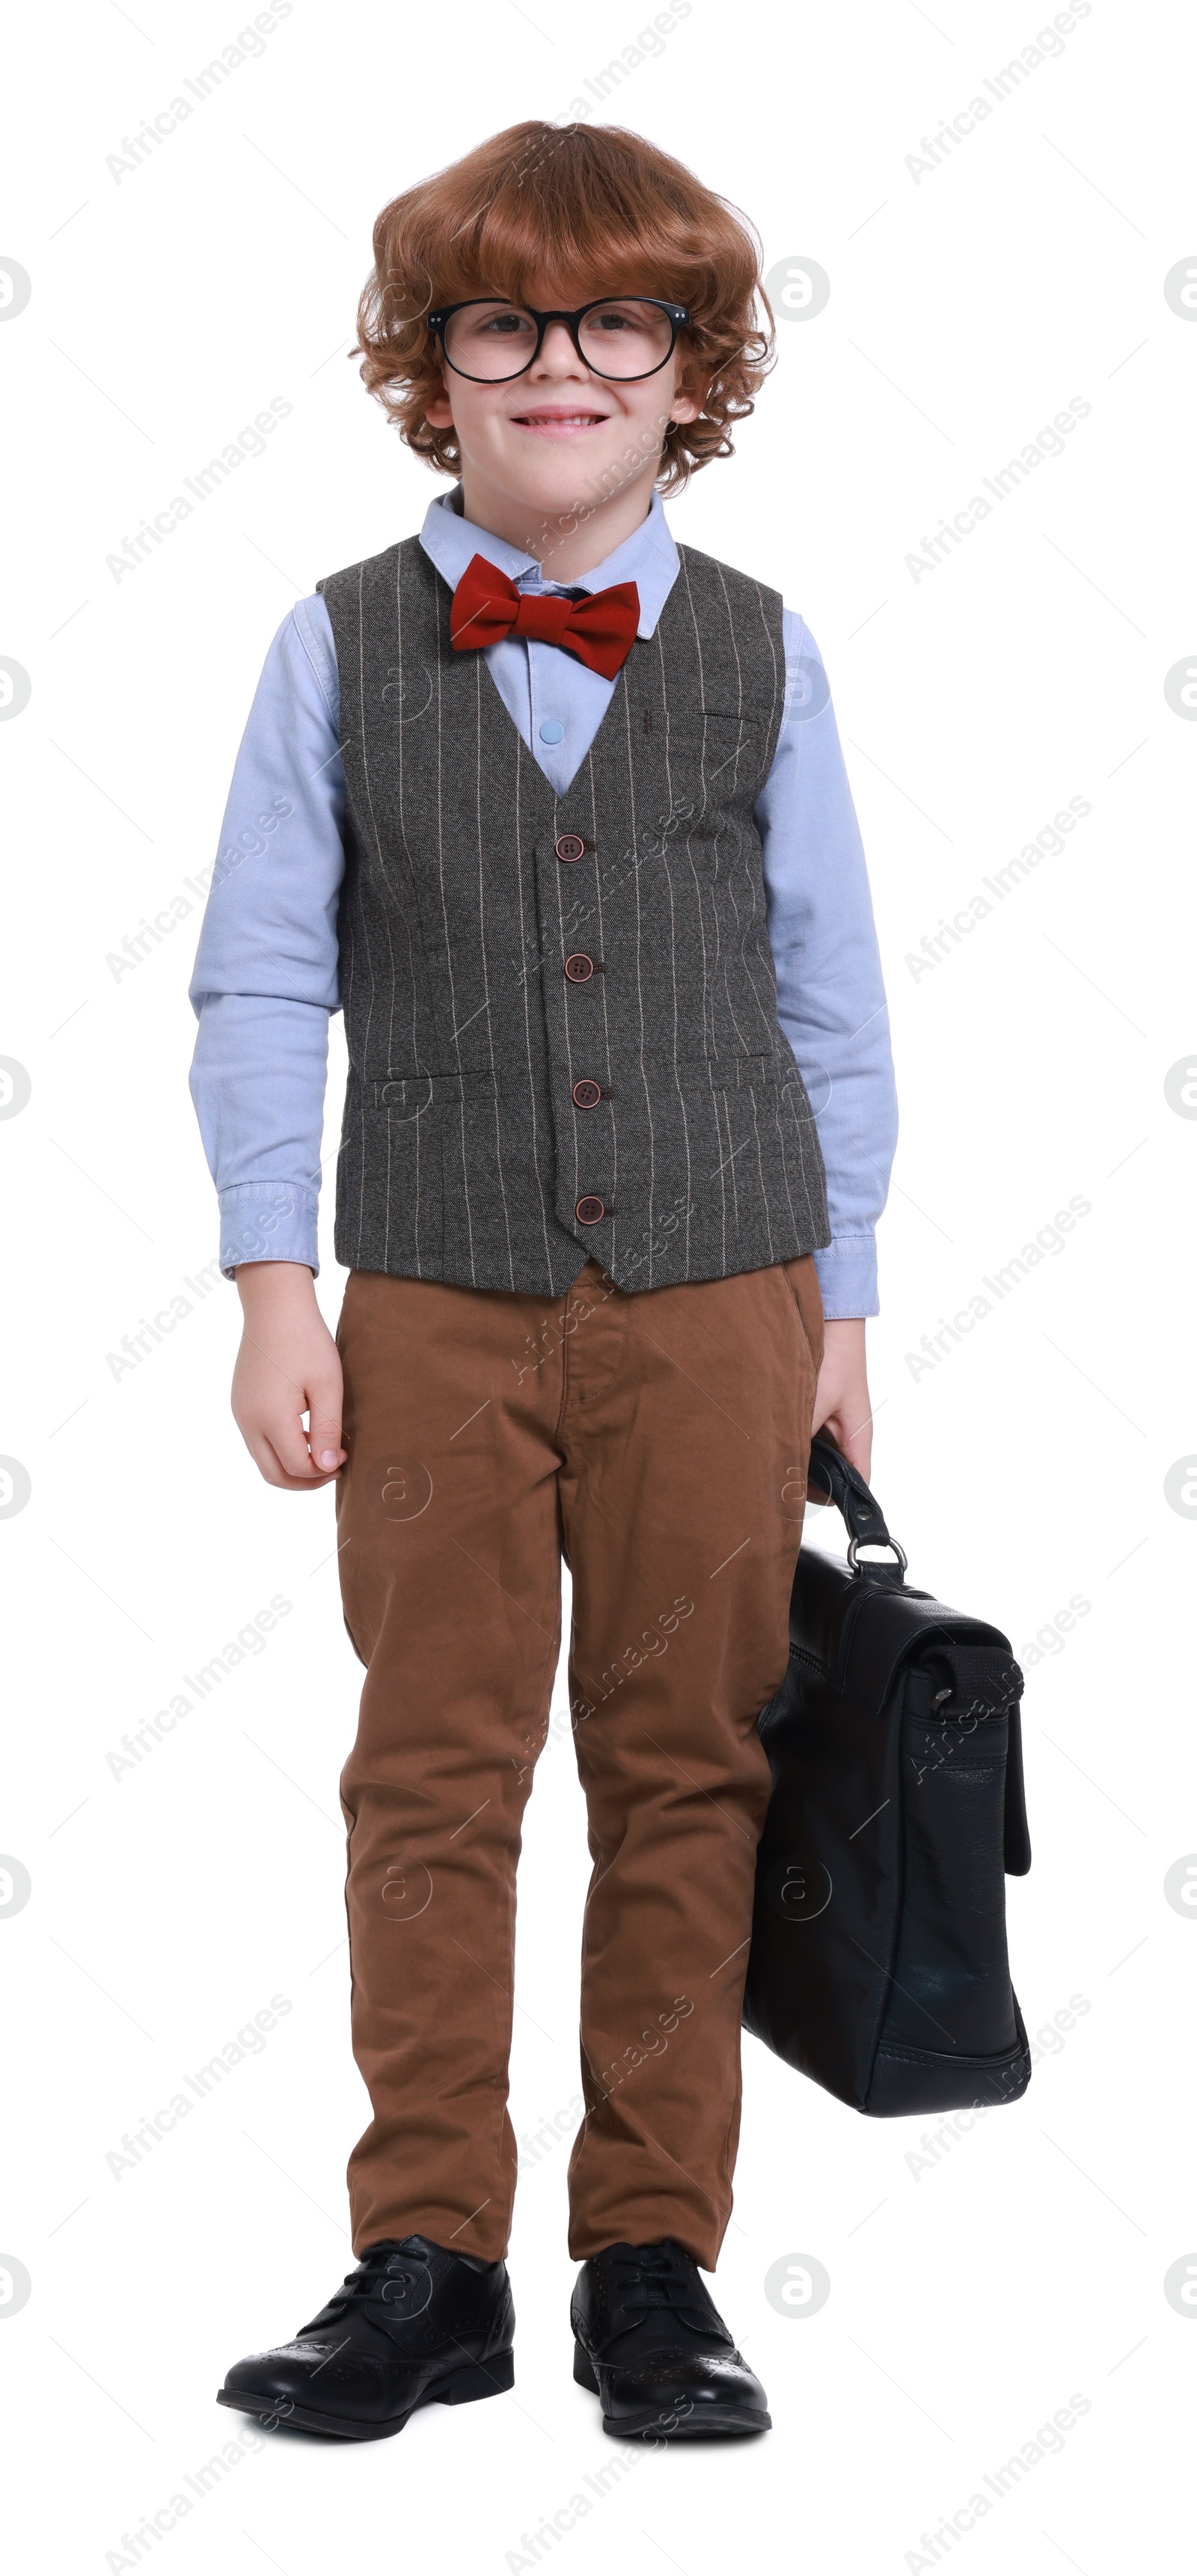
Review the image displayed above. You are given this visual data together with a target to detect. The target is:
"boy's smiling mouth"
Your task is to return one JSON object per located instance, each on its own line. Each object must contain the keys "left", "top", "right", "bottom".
{"left": 508, "top": 405, "right": 611, "bottom": 437}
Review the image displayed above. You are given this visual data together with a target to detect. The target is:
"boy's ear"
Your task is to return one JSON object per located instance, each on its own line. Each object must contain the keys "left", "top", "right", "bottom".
{"left": 667, "top": 360, "right": 706, "bottom": 428}
{"left": 423, "top": 368, "right": 454, "bottom": 430}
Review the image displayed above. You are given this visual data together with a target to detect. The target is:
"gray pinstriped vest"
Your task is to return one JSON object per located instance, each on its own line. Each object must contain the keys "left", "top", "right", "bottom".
{"left": 316, "top": 535, "right": 829, "bottom": 1296}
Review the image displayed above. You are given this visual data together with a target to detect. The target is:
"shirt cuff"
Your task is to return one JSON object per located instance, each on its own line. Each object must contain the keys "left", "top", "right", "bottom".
{"left": 812, "top": 1237, "right": 878, "bottom": 1319}
{"left": 218, "top": 1183, "right": 320, "bottom": 1281}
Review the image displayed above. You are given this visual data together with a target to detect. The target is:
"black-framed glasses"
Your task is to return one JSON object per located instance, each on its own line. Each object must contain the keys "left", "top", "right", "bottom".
{"left": 425, "top": 296, "right": 690, "bottom": 384}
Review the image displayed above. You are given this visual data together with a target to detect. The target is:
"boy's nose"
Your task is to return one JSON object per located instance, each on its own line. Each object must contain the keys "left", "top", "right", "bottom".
{"left": 533, "top": 320, "right": 592, "bottom": 372}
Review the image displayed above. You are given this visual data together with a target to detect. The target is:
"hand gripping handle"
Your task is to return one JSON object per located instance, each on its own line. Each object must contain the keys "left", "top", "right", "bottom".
{"left": 807, "top": 1434, "right": 907, "bottom": 1575}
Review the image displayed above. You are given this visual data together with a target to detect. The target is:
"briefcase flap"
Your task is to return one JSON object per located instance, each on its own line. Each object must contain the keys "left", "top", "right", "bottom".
{"left": 792, "top": 1545, "right": 1015, "bottom": 1711}
{"left": 790, "top": 1545, "right": 1030, "bottom": 1874}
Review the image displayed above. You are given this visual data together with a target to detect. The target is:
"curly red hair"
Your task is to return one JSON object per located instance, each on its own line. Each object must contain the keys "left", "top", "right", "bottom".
{"left": 354, "top": 121, "right": 776, "bottom": 495}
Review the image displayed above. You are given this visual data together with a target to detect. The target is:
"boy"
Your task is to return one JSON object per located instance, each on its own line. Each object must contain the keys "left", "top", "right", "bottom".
{"left": 190, "top": 120, "right": 896, "bottom": 2443}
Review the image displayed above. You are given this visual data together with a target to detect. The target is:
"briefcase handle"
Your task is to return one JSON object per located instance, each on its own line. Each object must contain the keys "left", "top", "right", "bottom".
{"left": 807, "top": 1434, "right": 907, "bottom": 1577}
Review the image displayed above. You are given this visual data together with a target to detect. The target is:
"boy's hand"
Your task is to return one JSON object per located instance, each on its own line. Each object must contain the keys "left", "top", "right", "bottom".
{"left": 231, "top": 1262, "right": 347, "bottom": 1490}
{"left": 811, "top": 1319, "right": 873, "bottom": 1487}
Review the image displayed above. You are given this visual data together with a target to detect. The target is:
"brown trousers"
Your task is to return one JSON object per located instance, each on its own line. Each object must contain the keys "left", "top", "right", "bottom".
{"left": 334, "top": 1253, "right": 822, "bottom": 2268}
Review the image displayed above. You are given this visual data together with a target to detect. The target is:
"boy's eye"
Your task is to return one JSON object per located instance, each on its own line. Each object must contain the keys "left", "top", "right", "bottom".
{"left": 579, "top": 301, "right": 676, "bottom": 367}
{"left": 444, "top": 305, "right": 540, "bottom": 372}
{"left": 453, "top": 305, "right": 535, "bottom": 338}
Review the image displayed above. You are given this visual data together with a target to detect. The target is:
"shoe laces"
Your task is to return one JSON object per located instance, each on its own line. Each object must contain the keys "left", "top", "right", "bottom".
{"left": 323, "top": 2238, "right": 433, "bottom": 2316}
{"left": 607, "top": 2242, "right": 709, "bottom": 2322}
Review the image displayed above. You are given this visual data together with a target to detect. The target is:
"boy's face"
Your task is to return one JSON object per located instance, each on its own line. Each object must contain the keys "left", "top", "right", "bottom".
{"left": 423, "top": 279, "right": 702, "bottom": 534}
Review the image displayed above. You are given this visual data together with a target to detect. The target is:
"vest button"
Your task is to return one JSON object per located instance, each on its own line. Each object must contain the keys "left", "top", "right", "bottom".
{"left": 563, "top": 953, "right": 595, "bottom": 982}
{"left": 572, "top": 1079, "right": 601, "bottom": 1109}
{"left": 575, "top": 1196, "right": 605, "bottom": 1225}
{"left": 554, "top": 833, "right": 586, "bottom": 863}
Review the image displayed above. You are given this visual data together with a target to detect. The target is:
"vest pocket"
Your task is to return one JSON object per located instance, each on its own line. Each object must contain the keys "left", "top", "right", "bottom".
{"left": 707, "top": 1053, "right": 774, "bottom": 1091}
{"left": 370, "top": 1072, "right": 498, "bottom": 1117}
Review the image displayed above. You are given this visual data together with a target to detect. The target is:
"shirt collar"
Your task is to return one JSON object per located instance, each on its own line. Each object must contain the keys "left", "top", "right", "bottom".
{"left": 418, "top": 480, "right": 679, "bottom": 638}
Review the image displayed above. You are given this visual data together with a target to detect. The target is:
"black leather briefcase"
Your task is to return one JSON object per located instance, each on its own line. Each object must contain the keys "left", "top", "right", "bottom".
{"left": 742, "top": 1435, "right": 1032, "bottom": 2115}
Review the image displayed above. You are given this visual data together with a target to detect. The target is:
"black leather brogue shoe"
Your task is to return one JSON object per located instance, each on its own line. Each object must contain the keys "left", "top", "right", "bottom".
{"left": 572, "top": 2239, "right": 770, "bottom": 2438}
{"left": 217, "top": 2235, "right": 515, "bottom": 2440}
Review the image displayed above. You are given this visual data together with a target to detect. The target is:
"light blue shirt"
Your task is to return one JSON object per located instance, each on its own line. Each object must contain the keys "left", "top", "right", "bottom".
{"left": 189, "top": 485, "right": 897, "bottom": 1315}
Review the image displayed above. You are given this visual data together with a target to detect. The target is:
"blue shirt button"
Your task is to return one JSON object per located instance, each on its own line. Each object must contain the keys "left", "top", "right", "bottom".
{"left": 539, "top": 719, "right": 565, "bottom": 744}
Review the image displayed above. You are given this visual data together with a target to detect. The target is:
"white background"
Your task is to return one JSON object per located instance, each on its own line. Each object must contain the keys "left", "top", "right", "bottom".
{"left": 1, "top": 0, "right": 1193, "bottom": 2568}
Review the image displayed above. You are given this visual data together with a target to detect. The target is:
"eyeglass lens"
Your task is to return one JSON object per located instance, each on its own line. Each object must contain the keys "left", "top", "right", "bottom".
{"left": 443, "top": 299, "right": 676, "bottom": 381}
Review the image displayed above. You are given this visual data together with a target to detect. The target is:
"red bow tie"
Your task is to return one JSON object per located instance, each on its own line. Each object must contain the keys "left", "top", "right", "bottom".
{"left": 450, "top": 553, "right": 640, "bottom": 681}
